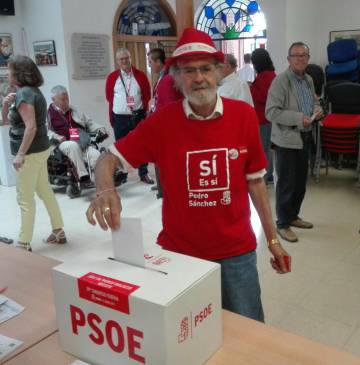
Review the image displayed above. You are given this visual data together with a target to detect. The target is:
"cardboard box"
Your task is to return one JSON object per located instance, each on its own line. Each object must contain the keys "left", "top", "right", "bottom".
{"left": 53, "top": 250, "right": 222, "bottom": 365}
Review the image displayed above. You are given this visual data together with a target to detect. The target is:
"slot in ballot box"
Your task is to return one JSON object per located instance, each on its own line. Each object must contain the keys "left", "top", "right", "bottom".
{"left": 52, "top": 250, "right": 222, "bottom": 365}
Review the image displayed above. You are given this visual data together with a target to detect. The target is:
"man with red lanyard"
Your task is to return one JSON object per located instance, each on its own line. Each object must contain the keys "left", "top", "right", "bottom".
{"left": 47, "top": 85, "right": 106, "bottom": 186}
{"left": 87, "top": 28, "right": 291, "bottom": 322}
{"left": 105, "top": 48, "right": 153, "bottom": 184}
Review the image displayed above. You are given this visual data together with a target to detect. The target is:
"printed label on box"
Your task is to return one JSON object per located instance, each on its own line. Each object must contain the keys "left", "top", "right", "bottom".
{"left": 78, "top": 272, "right": 139, "bottom": 314}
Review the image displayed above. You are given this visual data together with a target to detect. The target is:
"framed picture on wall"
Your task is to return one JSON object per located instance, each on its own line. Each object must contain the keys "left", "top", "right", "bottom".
{"left": 0, "top": 33, "right": 13, "bottom": 68}
{"left": 330, "top": 29, "right": 360, "bottom": 49}
{"left": 33, "top": 40, "right": 57, "bottom": 66}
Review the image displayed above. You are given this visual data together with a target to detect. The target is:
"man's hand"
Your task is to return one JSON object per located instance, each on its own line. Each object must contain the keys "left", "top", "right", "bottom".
{"left": 86, "top": 190, "right": 121, "bottom": 231}
{"left": 303, "top": 115, "right": 312, "bottom": 128}
{"left": 58, "top": 135, "right": 66, "bottom": 143}
{"left": 313, "top": 106, "right": 324, "bottom": 120}
{"left": 2, "top": 93, "right": 16, "bottom": 108}
{"left": 268, "top": 243, "right": 291, "bottom": 274}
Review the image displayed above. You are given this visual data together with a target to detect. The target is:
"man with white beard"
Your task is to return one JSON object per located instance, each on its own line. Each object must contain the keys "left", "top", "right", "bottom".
{"left": 86, "top": 28, "right": 291, "bottom": 322}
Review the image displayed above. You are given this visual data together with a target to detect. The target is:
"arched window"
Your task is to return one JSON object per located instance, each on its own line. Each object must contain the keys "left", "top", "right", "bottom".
{"left": 195, "top": 0, "right": 267, "bottom": 67}
{"left": 117, "top": 0, "right": 176, "bottom": 36}
{"left": 113, "top": 0, "right": 177, "bottom": 83}
{"left": 196, "top": 0, "right": 266, "bottom": 41}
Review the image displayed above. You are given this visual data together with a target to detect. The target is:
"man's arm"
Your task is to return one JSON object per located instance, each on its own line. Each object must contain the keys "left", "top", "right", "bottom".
{"left": 86, "top": 152, "right": 122, "bottom": 231}
{"left": 239, "top": 81, "right": 254, "bottom": 107}
{"left": 265, "top": 77, "right": 304, "bottom": 129}
{"left": 247, "top": 177, "right": 291, "bottom": 273}
{"left": 73, "top": 107, "right": 105, "bottom": 133}
{"left": 1, "top": 92, "right": 15, "bottom": 125}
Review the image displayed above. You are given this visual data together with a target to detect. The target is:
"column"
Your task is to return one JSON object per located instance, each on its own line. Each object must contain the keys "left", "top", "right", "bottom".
{"left": 176, "top": 0, "right": 194, "bottom": 35}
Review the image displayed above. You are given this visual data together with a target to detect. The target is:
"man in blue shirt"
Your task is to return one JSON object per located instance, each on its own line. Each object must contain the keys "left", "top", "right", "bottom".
{"left": 266, "top": 42, "right": 323, "bottom": 242}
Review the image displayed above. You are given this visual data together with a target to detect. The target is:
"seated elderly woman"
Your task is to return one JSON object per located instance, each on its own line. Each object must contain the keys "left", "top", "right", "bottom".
{"left": 47, "top": 85, "right": 107, "bottom": 186}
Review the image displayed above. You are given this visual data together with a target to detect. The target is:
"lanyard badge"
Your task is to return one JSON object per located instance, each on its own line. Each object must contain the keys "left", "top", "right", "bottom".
{"left": 69, "top": 128, "right": 80, "bottom": 141}
{"left": 126, "top": 96, "right": 135, "bottom": 108}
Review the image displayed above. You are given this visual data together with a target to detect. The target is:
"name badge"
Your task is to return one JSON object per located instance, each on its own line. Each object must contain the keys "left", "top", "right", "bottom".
{"left": 69, "top": 128, "right": 80, "bottom": 141}
{"left": 126, "top": 96, "right": 135, "bottom": 107}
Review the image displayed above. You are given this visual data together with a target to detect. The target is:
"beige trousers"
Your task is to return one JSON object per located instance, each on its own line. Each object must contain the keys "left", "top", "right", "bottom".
{"left": 59, "top": 141, "right": 100, "bottom": 178}
{"left": 16, "top": 148, "right": 64, "bottom": 243}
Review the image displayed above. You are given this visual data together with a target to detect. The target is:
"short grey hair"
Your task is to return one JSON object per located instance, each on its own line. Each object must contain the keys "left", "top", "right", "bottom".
{"left": 115, "top": 47, "right": 130, "bottom": 57}
{"left": 51, "top": 85, "right": 68, "bottom": 97}
{"left": 224, "top": 54, "right": 237, "bottom": 69}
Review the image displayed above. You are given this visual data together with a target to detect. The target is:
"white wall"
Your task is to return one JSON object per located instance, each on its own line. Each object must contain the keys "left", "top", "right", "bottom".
{"left": 60, "top": 0, "right": 120, "bottom": 134}
{"left": 315, "top": 0, "right": 360, "bottom": 66}
{"left": 21, "top": 0, "right": 69, "bottom": 104}
{"left": 258, "top": 0, "right": 287, "bottom": 71}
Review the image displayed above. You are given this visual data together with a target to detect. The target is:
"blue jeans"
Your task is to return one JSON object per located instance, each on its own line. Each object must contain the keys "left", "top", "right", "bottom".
{"left": 216, "top": 251, "right": 264, "bottom": 322}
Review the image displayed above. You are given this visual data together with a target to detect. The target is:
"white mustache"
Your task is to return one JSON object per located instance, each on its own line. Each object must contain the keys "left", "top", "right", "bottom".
{"left": 191, "top": 82, "right": 210, "bottom": 91}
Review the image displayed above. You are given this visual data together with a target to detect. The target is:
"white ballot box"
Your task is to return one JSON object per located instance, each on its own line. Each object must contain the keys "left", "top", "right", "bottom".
{"left": 53, "top": 250, "right": 222, "bottom": 365}
{"left": 0, "top": 125, "right": 16, "bottom": 186}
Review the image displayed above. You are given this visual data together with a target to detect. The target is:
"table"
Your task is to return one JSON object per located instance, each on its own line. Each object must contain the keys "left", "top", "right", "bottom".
{"left": 0, "top": 244, "right": 60, "bottom": 364}
{"left": 5, "top": 311, "right": 360, "bottom": 365}
{"left": 2, "top": 243, "right": 360, "bottom": 365}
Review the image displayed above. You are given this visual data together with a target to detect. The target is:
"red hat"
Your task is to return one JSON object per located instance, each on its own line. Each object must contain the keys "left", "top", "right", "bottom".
{"left": 166, "top": 28, "right": 224, "bottom": 67}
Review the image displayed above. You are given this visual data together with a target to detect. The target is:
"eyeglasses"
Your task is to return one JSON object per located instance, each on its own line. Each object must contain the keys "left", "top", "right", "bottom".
{"left": 289, "top": 54, "right": 310, "bottom": 59}
{"left": 178, "top": 64, "right": 216, "bottom": 77}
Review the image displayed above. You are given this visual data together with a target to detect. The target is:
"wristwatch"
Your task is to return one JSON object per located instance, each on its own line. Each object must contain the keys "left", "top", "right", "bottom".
{"left": 268, "top": 238, "right": 281, "bottom": 246}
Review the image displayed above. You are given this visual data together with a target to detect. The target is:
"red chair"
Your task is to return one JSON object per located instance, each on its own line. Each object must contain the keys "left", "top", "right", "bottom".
{"left": 315, "top": 113, "right": 360, "bottom": 183}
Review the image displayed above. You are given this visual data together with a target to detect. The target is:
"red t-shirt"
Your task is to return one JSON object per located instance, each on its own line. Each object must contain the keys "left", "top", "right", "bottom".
{"left": 156, "top": 74, "right": 183, "bottom": 110}
{"left": 114, "top": 98, "right": 267, "bottom": 260}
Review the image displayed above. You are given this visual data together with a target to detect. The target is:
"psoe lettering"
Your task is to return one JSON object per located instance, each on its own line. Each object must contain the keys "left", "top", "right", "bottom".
{"left": 194, "top": 303, "right": 213, "bottom": 327}
{"left": 70, "top": 304, "right": 145, "bottom": 364}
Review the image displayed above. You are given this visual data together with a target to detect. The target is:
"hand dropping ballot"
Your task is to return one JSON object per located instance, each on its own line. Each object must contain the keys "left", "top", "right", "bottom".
{"left": 53, "top": 218, "right": 222, "bottom": 365}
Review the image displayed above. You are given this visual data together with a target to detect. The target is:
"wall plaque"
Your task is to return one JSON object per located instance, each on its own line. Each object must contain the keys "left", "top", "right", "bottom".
{"left": 71, "top": 33, "right": 110, "bottom": 79}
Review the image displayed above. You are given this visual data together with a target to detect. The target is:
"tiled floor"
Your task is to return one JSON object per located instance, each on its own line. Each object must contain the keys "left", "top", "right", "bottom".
{"left": 1, "top": 165, "right": 360, "bottom": 357}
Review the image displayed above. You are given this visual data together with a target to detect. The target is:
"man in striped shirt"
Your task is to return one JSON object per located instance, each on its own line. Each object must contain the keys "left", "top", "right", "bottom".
{"left": 266, "top": 42, "right": 323, "bottom": 243}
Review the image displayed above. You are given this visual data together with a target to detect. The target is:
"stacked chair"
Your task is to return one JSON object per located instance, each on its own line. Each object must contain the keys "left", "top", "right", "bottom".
{"left": 306, "top": 64, "right": 325, "bottom": 97}
{"left": 314, "top": 82, "right": 360, "bottom": 184}
{"left": 325, "top": 39, "right": 359, "bottom": 82}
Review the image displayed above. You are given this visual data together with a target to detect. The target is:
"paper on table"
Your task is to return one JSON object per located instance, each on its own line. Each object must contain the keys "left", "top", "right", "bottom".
{"left": 71, "top": 361, "right": 91, "bottom": 365}
{"left": 112, "top": 218, "right": 145, "bottom": 268}
{"left": 0, "top": 334, "right": 23, "bottom": 360}
{"left": 0, "top": 295, "right": 24, "bottom": 324}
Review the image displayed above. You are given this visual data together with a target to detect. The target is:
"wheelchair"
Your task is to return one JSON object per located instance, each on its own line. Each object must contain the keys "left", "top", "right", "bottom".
{"left": 47, "top": 130, "right": 127, "bottom": 198}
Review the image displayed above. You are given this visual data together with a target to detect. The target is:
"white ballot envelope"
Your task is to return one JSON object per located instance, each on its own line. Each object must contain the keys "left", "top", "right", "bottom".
{"left": 111, "top": 218, "right": 146, "bottom": 267}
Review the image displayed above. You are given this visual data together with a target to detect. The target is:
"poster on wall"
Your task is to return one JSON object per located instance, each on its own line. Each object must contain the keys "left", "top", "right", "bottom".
{"left": 330, "top": 29, "right": 360, "bottom": 49}
{"left": 0, "top": 34, "right": 13, "bottom": 68}
{"left": 71, "top": 33, "right": 110, "bottom": 79}
{"left": 33, "top": 40, "right": 57, "bottom": 66}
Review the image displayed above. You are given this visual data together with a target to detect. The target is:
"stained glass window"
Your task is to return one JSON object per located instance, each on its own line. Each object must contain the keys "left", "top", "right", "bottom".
{"left": 196, "top": 0, "right": 266, "bottom": 40}
{"left": 117, "top": 0, "right": 175, "bottom": 36}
